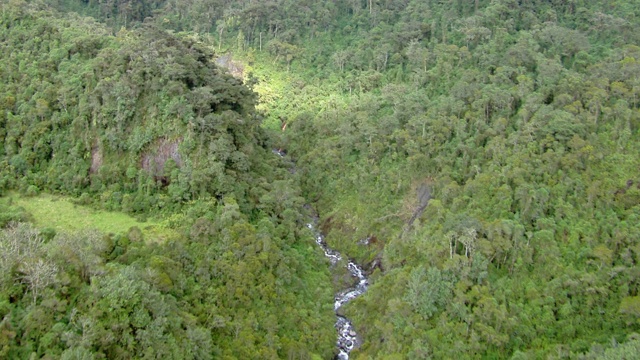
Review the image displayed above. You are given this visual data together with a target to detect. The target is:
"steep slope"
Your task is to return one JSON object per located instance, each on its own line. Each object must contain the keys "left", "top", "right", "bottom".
{"left": 0, "top": 4, "right": 336, "bottom": 359}
{"left": 0, "top": 4, "right": 271, "bottom": 214}
{"left": 11, "top": 0, "right": 640, "bottom": 358}
{"left": 143, "top": 0, "right": 640, "bottom": 358}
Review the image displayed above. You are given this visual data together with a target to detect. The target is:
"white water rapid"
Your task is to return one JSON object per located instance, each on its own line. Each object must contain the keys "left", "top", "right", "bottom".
{"left": 275, "top": 149, "right": 368, "bottom": 359}
{"left": 307, "top": 224, "right": 368, "bottom": 360}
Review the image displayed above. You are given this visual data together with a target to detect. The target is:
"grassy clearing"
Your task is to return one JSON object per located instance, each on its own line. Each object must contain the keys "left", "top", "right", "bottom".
{"left": 4, "top": 193, "right": 179, "bottom": 242}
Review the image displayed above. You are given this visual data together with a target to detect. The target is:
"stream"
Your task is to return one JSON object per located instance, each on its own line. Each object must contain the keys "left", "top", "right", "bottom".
{"left": 307, "top": 223, "right": 368, "bottom": 360}
{"left": 274, "top": 149, "right": 368, "bottom": 359}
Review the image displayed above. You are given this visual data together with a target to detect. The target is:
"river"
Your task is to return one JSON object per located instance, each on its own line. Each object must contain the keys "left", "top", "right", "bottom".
{"left": 274, "top": 149, "right": 368, "bottom": 359}
{"left": 307, "top": 223, "right": 368, "bottom": 360}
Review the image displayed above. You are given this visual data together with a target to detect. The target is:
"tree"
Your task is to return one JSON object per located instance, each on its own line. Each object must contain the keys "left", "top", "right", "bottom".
{"left": 619, "top": 296, "right": 640, "bottom": 325}
{"left": 405, "top": 266, "right": 452, "bottom": 320}
{"left": 20, "top": 258, "right": 58, "bottom": 305}
{"left": 47, "top": 230, "right": 110, "bottom": 283}
{"left": 584, "top": 79, "right": 610, "bottom": 125}
{"left": 332, "top": 50, "right": 352, "bottom": 72}
{"left": 0, "top": 222, "right": 45, "bottom": 286}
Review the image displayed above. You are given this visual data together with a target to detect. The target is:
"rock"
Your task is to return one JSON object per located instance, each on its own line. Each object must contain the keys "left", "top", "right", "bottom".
{"left": 214, "top": 54, "right": 244, "bottom": 78}
{"left": 348, "top": 330, "right": 356, "bottom": 337}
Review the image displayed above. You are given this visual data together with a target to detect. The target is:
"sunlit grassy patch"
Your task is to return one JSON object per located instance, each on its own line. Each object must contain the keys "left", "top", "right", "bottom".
{"left": 5, "top": 193, "right": 179, "bottom": 242}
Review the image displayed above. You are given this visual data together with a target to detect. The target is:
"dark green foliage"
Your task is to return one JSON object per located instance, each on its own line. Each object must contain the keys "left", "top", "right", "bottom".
{"left": 0, "top": 4, "right": 273, "bottom": 214}
{"left": 0, "top": 3, "right": 336, "bottom": 359}
{"left": 123, "top": 0, "right": 640, "bottom": 358}
{"left": 0, "top": 220, "right": 335, "bottom": 359}
{"left": 6, "top": 0, "right": 640, "bottom": 358}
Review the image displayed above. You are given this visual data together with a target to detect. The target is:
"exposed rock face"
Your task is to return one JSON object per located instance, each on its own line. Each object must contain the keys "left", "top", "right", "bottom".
{"left": 215, "top": 54, "right": 244, "bottom": 79}
{"left": 90, "top": 144, "right": 103, "bottom": 174}
{"left": 141, "top": 138, "right": 182, "bottom": 178}
{"left": 406, "top": 182, "right": 432, "bottom": 228}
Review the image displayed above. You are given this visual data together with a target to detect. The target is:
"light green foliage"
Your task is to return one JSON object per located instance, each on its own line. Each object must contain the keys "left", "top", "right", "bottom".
{"left": 5, "top": 0, "right": 640, "bottom": 358}
{"left": 0, "top": 216, "right": 335, "bottom": 358}
{"left": 8, "top": 193, "right": 174, "bottom": 239}
{"left": 129, "top": 0, "right": 640, "bottom": 358}
{"left": 0, "top": 3, "right": 336, "bottom": 359}
{"left": 405, "top": 266, "right": 452, "bottom": 320}
{"left": 596, "top": 335, "right": 640, "bottom": 359}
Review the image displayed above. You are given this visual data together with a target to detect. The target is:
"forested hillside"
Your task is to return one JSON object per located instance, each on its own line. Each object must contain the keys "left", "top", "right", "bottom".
{"left": 4, "top": 0, "right": 640, "bottom": 358}
{"left": 155, "top": 0, "right": 640, "bottom": 358}
{"left": 0, "top": 3, "right": 335, "bottom": 359}
{"left": 256, "top": 1, "right": 640, "bottom": 358}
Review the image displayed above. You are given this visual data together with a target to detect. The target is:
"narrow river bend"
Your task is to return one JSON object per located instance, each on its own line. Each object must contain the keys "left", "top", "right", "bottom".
{"left": 274, "top": 149, "right": 368, "bottom": 358}
{"left": 307, "top": 223, "right": 368, "bottom": 360}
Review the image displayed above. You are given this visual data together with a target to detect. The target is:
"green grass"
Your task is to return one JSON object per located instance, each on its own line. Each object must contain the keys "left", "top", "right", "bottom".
{"left": 4, "top": 193, "right": 179, "bottom": 242}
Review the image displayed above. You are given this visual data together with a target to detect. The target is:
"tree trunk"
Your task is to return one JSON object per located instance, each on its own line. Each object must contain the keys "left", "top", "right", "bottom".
{"left": 218, "top": 26, "right": 224, "bottom": 50}
{"left": 450, "top": 237, "right": 454, "bottom": 259}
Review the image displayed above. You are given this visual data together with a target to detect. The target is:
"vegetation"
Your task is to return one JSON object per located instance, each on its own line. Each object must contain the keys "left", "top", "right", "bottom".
{"left": 3, "top": 193, "right": 177, "bottom": 240}
{"left": 3, "top": 0, "right": 640, "bottom": 358}
{"left": 0, "top": 2, "right": 335, "bottom": 359}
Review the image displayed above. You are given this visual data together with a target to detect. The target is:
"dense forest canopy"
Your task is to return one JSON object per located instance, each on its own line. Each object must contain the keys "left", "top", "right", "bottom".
{"left": 2, "top": 0, "right": 640, "bottom": 358}
{"left": 0, "top": 2, "right": 336, "bottom": 359}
